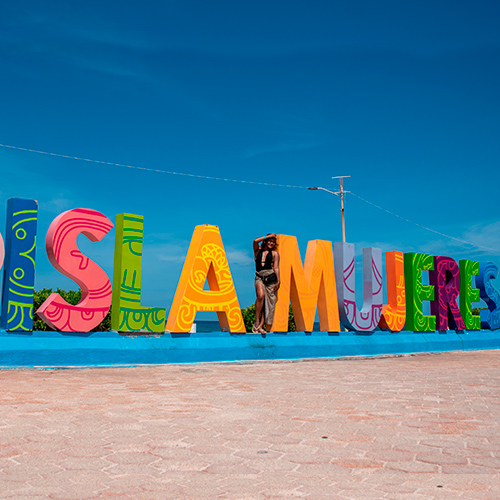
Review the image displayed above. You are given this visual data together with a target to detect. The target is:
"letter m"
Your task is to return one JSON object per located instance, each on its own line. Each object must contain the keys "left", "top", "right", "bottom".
{"left": 273, "top": 235, "right": 340, "bottom": 332}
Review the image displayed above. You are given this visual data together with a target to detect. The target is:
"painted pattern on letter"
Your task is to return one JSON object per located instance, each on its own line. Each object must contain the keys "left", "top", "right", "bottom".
{"left": 166, "top": 225, "right": 245, "bottom": 333}
{"left": 403, "top": 253, "right": 435, "bottom": 332}
{"left": 378, "top": 251, "right": 406, "bottom": 331}
{"left": 37, "top": 208, "right": 113, "bottom": 332}
{"left": 334, "top": 242, "right": 383, "bottom": 332}
{"left": 111, "top": 214, "right": 166, "bottom": 332}
{"left": 1, "top": 198, "right": 37, "bottom": 331}
{"left": 459, "top": 259, "right": 481, "bottom": 330}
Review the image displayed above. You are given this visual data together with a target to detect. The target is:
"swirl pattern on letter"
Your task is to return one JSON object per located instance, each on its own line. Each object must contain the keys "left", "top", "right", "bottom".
{"left": 459, "top": 260, "right": 481, "bottom": 330}
{"left": 36, "top": 208, "right": 113, "bottom": 332}
{"left": 1, "top": 198, "right": 37, "bottom": 331}
{"left": 429, "top": 256, "right": 465, "bottom": 331}
{"left": 378, "top": 251, "right": 406, "bottom": 331}
{"left": 111, "top": 214, "right": 166, "bottom": 333}
{"left": 476, "top": 262, "right": 500, "bottom": 330}
{"left": 165, "top": 225, "right": 245, "bottom": 333}
{"left": 334, "top": 243, "right": 383, "bottom": 332}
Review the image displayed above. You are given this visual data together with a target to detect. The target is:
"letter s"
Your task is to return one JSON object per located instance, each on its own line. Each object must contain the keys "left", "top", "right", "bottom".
{"left": 36, "top": 208, "right": 113, "bottom": 332}
{"left": 476, "top": 262, "right": 500, "bottom": 330}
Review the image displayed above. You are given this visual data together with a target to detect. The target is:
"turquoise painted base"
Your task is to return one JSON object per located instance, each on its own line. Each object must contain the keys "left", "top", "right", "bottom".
{"left": 0, "top": 330, "right": 499, "bottom": 368}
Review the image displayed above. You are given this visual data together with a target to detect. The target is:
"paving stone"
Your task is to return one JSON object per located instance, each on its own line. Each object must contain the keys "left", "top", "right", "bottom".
{"left": 382, "top": 494, "right": 428, "bottom": 500}
{"left": 415, "top": 451, "right": 468, "bottom": 465}
{"left": 296, "top": 463, "right": 351, "bottom": 475}
{"left": 330, "top": 458, "right": 384, "bottom": 470}
{"left": 0, "top": 350, "right": 499, "bottom": 498}
{"left": 203, "top": 463, "right": 260, "bottom": 474}
{"left": 440, "top": 463, "right": 496, "bottom": 474}
{"left": 3, "top": 496, "right": 53, "bottom": 500}
{"left": 469, "top": 456, "right": 500, "bottom": 469}
{"left": 152, "top": 459, "right": 210, "bottom": 471}
{"left": 365, "top": 449, "right": 416, "bottom": 462}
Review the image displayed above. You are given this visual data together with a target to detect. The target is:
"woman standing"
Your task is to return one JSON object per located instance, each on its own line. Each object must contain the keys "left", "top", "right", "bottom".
{"left": 253, "top": 233, "right": 280, "bottom": 333}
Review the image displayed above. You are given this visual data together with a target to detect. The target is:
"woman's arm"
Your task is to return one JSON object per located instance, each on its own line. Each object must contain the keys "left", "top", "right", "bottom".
{"left": 253, "top": 236, "right": 265, "bottom": 256}
{"left": 273, "top": 251, "right": 280, "bottom": 291}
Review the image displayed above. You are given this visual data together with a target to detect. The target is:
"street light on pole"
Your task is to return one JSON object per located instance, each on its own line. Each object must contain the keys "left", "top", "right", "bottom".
{"left": 308, "top": 176, "right": 351, "bottom": 243}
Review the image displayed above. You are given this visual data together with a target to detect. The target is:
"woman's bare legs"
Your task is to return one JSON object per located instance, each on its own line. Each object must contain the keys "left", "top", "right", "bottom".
{"left": 254, "top": 281, "right": 266, "bottom": 333}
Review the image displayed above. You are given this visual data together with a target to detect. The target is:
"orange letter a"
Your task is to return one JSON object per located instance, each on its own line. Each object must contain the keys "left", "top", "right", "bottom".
{"left": 166, "top": 225, "right": 245, "bottom": 333}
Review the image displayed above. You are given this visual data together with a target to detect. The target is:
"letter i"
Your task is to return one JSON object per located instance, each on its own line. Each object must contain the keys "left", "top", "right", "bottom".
{"left": 1, "top": 198, "right": 38, "bottom": 331}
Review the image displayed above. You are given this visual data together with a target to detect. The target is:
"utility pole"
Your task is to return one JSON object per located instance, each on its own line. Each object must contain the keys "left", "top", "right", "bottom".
{"left": 308, "top": 176, "right": 351, "bottom": 242}
{"left": 333, "top": 176, "right": 350, "bottom": 243}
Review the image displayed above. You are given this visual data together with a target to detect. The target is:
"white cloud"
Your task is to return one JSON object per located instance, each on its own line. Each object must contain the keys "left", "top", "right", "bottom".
{"left": 407, "top": 225, "right": 500, "bottom": 260}
{"left": 226, "top": 248, "right": 253, "bottom": 266}
{"left": 352, "top": 214, "right": 500, "bottom": 261}
{"left": 462, "top": 222, "right": 500, "bottom": 255}
{"left": 152, "top": 243, "right": 189, "bottom": 263}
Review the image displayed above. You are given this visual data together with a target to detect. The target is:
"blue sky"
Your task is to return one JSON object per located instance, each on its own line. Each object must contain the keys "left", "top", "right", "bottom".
{"left": 1, "top": 0, "right": 499, "bottom": 314}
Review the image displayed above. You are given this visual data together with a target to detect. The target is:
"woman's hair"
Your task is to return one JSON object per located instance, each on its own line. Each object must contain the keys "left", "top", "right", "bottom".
{"left": 260, "top": 233, "right": 278, "bottom": 251}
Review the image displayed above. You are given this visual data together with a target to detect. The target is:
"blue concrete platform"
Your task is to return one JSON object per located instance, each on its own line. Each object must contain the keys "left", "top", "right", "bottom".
{"left": 0, "top": 329, "right": 499, "bottom": 368}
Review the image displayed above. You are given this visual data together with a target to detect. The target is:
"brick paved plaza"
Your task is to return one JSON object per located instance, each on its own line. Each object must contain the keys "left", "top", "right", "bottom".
{"left": 1, "top": 350, "right": 499, "bottom": 499}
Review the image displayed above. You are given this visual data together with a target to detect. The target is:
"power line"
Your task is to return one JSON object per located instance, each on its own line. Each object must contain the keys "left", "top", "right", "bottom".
{"left": 0, "top": 143, "right": 307, "bottom": 190}
{"left": 0, "top": 142, "right": 495, "bottom": 253}
{"left": 349, "top": 192, "right": 497, "bottom": 253}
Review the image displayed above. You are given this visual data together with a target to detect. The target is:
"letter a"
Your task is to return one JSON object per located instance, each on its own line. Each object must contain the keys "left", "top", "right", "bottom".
{"left": 165, "top": 225, "right": 245, "bottom": 333}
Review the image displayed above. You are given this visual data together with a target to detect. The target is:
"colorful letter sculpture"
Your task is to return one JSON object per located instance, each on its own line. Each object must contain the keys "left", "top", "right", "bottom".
{"left": 476, "top": 262, "right": 500, "bottom": 330}
{"left": 334, "top": 243, "right": 383, "bottom": 332}
{"left": 0, "top": 234, "right": 4, "bottom": 272}
{"left": 36, "top": 209, "right": 113, "bottom": 332}
{"left": 429, "top": 256, "right": 465, "bottom": 331}
{"left": 378, "top": 251, "right": 406, "bottom": 331}
{"left": 404, "top": 252, "right": 436, "bottom": 332}
{"left": 111, "top": 214, "right": 166, "bottom": 332}
{"left": 1, "top": 198, "right": 37, "bottom": 331}
{"left": 273, "top": 236, "right": 340, "bottom": 332}
{"left": 459, "top": 260, "right": 481, "bottom": 330}
{"left": 165, "top": 225, "right": 245, "bottom": 333}
{"left": 403, "top": 253, "right": 435, "bottom": 331}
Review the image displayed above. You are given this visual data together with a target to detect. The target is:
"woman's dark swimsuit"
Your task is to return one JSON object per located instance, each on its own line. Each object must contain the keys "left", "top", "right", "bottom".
{"left": 255, "top": 249, "right": 273, "bottom": 271}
